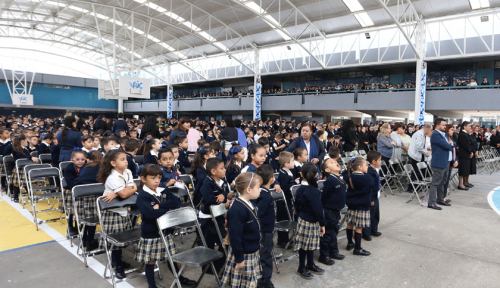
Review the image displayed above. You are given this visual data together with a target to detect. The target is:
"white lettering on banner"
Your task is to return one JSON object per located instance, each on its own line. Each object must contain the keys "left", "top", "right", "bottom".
{"left": 167, "top": 86, "right": 173, "bottom": 119}
{"left": 419, "top": 62, "right": 427, "bottom": 126}
{"left": 119, "top": 76, "right": 151, "bottom": 99}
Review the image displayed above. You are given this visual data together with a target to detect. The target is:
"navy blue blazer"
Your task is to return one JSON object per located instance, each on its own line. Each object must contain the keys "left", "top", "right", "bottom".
{"left": 112, "top": 119, "right": 129, "bottom": 135}
{"left": 430, "top": 130, "right": 452, "bottom": 169}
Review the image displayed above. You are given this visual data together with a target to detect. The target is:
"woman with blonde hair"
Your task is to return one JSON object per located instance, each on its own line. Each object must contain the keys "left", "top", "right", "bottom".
{"left": 377, "top": 123, "right": 396, "bottom": 165}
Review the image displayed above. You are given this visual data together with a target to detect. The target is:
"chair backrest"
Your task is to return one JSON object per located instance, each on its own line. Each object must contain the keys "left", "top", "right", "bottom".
{"left": 179, "top": 174, "right": 194, "bottom": 189}
{"left": 167, "top": 186, "right": 189, "bottom": 198}
{"left": 28, "top": 167, "right": 59, "bottom": 179}
{"left": 134, "top": 178, "right": 141, "bottom": 188}
{"left": 291, "top": 184, "right": 300, "bottom": 198}
{"left": 210, "top": 203, "right": 227, "bottom": 218}
{"left": 318, "top": 180, "right": 325, "bottom": 191}
{"left": 16, "top": 159, "right": 34, "bottom": 168}
{"left": 133, "top": 155, "right": 144, "bottom": 165}
{"left": 352, "top": 150, "right": 359, "bottom": 156}
{"left": 59, "top": 161, "right": 72, "bottom": 175}
{"left": 3, "top": 155, "right": 14, "bottom": 173}
{"left": 269, "top": 188, "right": 292, "bottom": 220}
{"left": 274, "top": 172, "right": 279, "bottom": 180}
{"left": 73, "top": 183, "right": 105, "bottom": 199}
{"left": 38, "top": 153, "right": 52, "bottom": 164}
{"left": 359, "top": 150, "right": 366, "bottom": 155}
{"left": 404, "top": 164, "right": 414, "bottom": 174}
{"left": 97, "top": 194, "right": 138, "bottom": 211}
{"left": 157, "top": 206, "right": 198, "bottom": 230}
{"left": 30, "top": 151, "right": 38, "bottom": 157}
{"left": 416, "top": 162, "right": 428, "bottom": 171}
{"left": 25, "top": 164, "right": 52, "bottom": 177}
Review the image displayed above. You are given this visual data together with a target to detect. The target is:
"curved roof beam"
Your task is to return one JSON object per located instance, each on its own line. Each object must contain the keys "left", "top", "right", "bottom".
{"left": 230, "top": 0, "right": 326, "bottom": 69}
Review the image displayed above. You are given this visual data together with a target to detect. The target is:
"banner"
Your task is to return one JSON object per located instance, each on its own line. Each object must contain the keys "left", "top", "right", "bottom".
{"left": 253, "top": 76, "right": 262, "bottom": 121}
{"left": 167, "top": 85, "right": 173, "bottom": 119}
{"left": 12, "top": 94, "right": 33, "bottom": 106}
{"left": 418, "top": 62, "right": 427, "bottom": 126}
{"left": 119, "top": 76, "right": 150, "bottom": 99}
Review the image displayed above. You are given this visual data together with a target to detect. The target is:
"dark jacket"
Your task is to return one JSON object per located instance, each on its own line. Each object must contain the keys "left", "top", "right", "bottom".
{"left": 74, "top": 165, "right": 100, "bottom": 185}
{"left": 112, "top": 119, "right": 129, "bottom": 135}
{"left": 36, "top": 143, "right": 51, "bottom": 155}
{"left": 430, "top": 130, "right": 453, "bottom": 169}
{"left": 285, "top": 135, "right": 325, "bottom": 166}
{"left": 199, "top": 176, "right": 229, "bottom": 215}
{"left": 63, "top": 162, "right": 80, "bottom": 190}
{"left": 227, "top": 199, "right": 261, "bottom": 263}
{"left": 167, "top": 129, "right": 186, "bottom": 146}
{"left": 143, "top": 151, "right": 158, "bottom": 165}
{"left": 160, "top": 166, "right": 180, "bottom": 188}
{"left": 136, "top": 189, "right": 180, "bottom": 238}
{"left": 252, "top": 187, "right": 275, "bottom": 234}
{"left": 343, "top": 129, "right": 358, "bottom": 152}
{"left": 367, "top": 166, "right": 380, "bottom": 202}
{"left": 277, "top": 168, "right": 295, "bottom": 202}
{"left": 57, "top": 129, "right": 83, "bottom": 150}
{"left": 321, "top": 174, "right": 347, "bottom": 211}
{"left": 226, "top": 162, "right": 245, "bottom": 184}
{"left": 343, "top": 171, "right": 373, "bottom": 211}
{"left": 178, "top": 149, "right": 191, "bottom": 167}
{"left": 457, "top": 131, "right": 474, "bottom": 159}
{"left": 294, "top": 184, "right": 326, "bottom": 226}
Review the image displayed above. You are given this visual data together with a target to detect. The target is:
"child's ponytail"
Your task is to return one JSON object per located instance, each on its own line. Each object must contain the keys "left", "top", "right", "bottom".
{"left": 347, "top": 156, "right": 365, "bottom": 190}
{"left": 301, "top": 162, "right": 318, "bottom": 188}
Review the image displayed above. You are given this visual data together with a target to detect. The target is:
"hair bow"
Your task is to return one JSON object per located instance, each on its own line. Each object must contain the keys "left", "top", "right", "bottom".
{"left": 144, "top": 138, "right": 152, "bottom": 144}
{"left": 231, "top": 141, "right": 239, "bottom": 147}
{"left": 41, "top": 133, "right": 47, "bottom": 139}
{"left": 228, "top": 146, "right": 242, "bottom": 160}
{"left": 74, "top": 147, "right": 82, "bottom": 151}
{"left": 350, "top": 157, "right": 356, "bottom": 162}
{"left": 198, "top": 146, "right": 206, "bottom": 154}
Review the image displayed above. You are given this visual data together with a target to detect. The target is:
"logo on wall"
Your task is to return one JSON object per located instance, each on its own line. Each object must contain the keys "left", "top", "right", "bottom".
{"left": 18, "top": 95, "right": 28, "bottom": 103}
{"left": 129, "top": 81, "right": 144, "bottom": 95}
{"left": 418, "top": 62, "right": 427, "bottom": 126}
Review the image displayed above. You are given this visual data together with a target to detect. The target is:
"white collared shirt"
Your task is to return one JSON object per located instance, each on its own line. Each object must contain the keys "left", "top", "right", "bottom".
{"left": 150, "top": 150, "right": 158, "bottom": 157}
{"left": 235, "top": 161, "right": 242, "bottom": 168}
{"left": 301, "top": 180, "right": 309, "bottom": 186}
{"left": 0, "top": 138, "right": 10, "bottom": 145}
{"left": 239, "top": 197, "right": 254, "bottom": 210}
{"left": 283, "top": 168, "right": 293, "bottom": 177}
{"left": 294, "top": 160, "right": 303, "bottom": 167}
{"left": 143, "top": 185, "right": 165, "bottom": 197}
{"left": 103, "top": 169, "right": 135, "bottom": 216}
{"left": 42, "top": 141, "right": 50, "bottom": 147}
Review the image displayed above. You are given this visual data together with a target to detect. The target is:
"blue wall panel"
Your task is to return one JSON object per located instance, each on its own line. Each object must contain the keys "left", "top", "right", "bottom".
{"left": 0, "top": 83, "right": 117, "bottom": 109}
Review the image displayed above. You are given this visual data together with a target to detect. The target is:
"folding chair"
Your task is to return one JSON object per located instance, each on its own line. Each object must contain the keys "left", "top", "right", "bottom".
{"left": 72, "top": 183, "right": 106, "bottom": 267}
{"left": 30, "top": 151, "right": 38, "bottom": 158}
{"left": 358, "top": 150, "right": 367, "bottom": 157}
{"left": 97, "top": 194, "right": 143, "bottom": 287}
{"left": 157, "top": 207, "right": 224, "bottom": 288}
{"left": 318, "top": 180, "right": 325, "bottom": 191}
{"left": 16, "top": 159, "right": 39, "bottom": 208}
{"left": 184, "top": 166, "right": 192, "bottom": 175}
{"left": 179, "top": 174, "right": 195, "bottom": 194}
{"left": 404, "top": 164, "right": 428, "bottom": 205}
{"left": 367, "top": 144, "right": 375, "bottom": 151}
{"left": 61, "top": 177, "right": 79, "bottom": 245}
{"left": 337, "top": 206, "right": 349, "bottom": 239}
{"left": 27, "top": 167, "right": 63, "bottom": 230}
{"left": 378, "top": 161, "right": 393, "bottom": 195}
{"left": 167, "top": 186, "right": 197, "bottom": 244}
{"left": 416, "top": 162, "right": 432, "bottom": 188}
{"left": 0, "top": 155, "right": 6, "bottom": 195}
{"left": 133, "top": 155, "right": 144, "bottom": 166}
{"left": 59, "top": 161, "right": 72, "bottom": 178}
{"left": 270, "top": 189, "right": 298, "bottom": 274}
{"left": 38, "top": 153, "right": 52, "bottom": 164}
{"left": 274, "top": 172, "right": 279, "bottom": 180}
{"left": 387, "top": 159, "right": 405, "bottom": 192}
{"left": 351, "top": 150, "right": 359, "bottom": 156}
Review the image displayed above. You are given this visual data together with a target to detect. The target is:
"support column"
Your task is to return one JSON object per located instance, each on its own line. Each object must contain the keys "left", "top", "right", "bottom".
{"left": 413, "top": 21, "right": 426, "bottom": 125}
{"left": 253, "top": 48, "right": 261, "bottom": 121}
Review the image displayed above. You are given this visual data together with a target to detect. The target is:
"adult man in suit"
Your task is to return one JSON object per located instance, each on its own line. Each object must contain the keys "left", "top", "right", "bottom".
{"left": 428, "top": 118, "right": 453, "bottom": 210}
{"left": 112, "top": 113, "right": 129, "bottom": 135}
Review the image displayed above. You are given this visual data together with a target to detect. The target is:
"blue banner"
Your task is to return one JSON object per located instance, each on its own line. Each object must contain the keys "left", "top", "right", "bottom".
{"left": 418, "top": 62, "right": 427, "bottom": 126}
{"left": 254, "top": 76, "right": 261, "bottom": 121}
{"left": 167, "top": 86, "right": 173, "bottom": 119}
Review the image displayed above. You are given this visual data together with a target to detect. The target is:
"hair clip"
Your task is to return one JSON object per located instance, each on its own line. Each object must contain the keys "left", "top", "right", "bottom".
{"left": 198, "top": 146, "right": 206, "bottom": 154}
{"left": 41, "top": 134, "right": 47, "bottom": 139}
{"left": 144, "top": 138, "right": 152, "bottom": 144}
{"left": 350, "top": 157, "right": 356, "bottom": 162}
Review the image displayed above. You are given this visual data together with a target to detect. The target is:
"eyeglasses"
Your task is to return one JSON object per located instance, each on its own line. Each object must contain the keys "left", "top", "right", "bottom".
{"left": 72, "top": 158, "right": 86, "bottom": 162}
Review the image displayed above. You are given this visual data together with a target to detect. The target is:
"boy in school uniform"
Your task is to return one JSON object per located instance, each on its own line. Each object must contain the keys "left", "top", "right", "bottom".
{"left": 176, "top": 135, "right": 192, "bottom": 169}
{"left": 254, "top": 165, "right": 276, "bottom": 288}
{"left": 123, "top": 139, "right": 140, "bottom": 178}
{"left": 271, "top": 134, "right": 286, "bottom": 171}
{"left": 362, "top": 151, "right": 383, "bottom": 240}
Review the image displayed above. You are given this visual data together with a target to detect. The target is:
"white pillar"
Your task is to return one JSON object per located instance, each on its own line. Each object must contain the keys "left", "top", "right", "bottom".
{"left": 118, "top": 99, "right": 123, "bottom": 113}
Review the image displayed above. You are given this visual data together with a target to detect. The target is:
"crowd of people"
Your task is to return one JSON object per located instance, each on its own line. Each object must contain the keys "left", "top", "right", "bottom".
{"left": 0, "top": 112, "right": 494, "bottom": 287}
{"left": 171, "top": 77, "right": 500, "bottom": 100}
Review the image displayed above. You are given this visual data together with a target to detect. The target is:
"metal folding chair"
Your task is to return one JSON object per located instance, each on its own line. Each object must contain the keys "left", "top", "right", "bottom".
{"left": 16, "top": 159, "right": 39, "bottom": 208}
{"left": 30, "top": 151, "right": 38, "bottom": 158}
{"left": 270, "top": 189, "right": 297, "bottom": 274}
{"left": 2, "top": 155, "right": 14, "bottom": 198}
{"left": 97, "top": 194, "right": 143, "bottom": 287}
{"left": 387, "top": 159, "right": 405, "bottom": 192}
{"left": 179, "top": 174, "right": 195, "bottom": 195}
{"left": 27, "top": 167, "right": 63, "bottom": 230}
{"left": 133, "top": 155, "right": 144, "bottom": 165}
{"left": 38, "top": 153, "right": 52, "bottom": 164}
{"left": 416, "top": 162, "right": 432, "bottom": 188}
{"left": 167, "top": 186, "right": 197, "bottom": 244}
{"left": 0, "top": 155, "right": 7, "bottom": 195}
{"left": 59, "top": 161, "right": 72, "bottom": 178}
{"left": 72, "top": 183, "right": 106, "bottom": 267}
{"left": 318, "top": 180, "right": 325, "bottom": 191}
{"left": 157, "top": 207, "right": 224, "bottom": 288}
{"left": 378, "top": 161, "right": 393, "bottom": 195}
{"left": 358, "top": 150, "right": 367, "bottom": 157}
{"left": 404, "top": 164, "right": 428, "bottom": 205}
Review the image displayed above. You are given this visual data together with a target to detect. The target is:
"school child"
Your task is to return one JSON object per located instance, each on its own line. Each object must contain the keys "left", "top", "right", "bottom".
{"left": 10, "top": 135, "right": 39, "bottom": 202}
{"left": 271, "top": 134, "right": 286, "bottom": 171}
{"left": 327, "top": 146, "right": 341, "bottom": 161}
{"left": 275, "top": 151, "right": 300, "bottom": 248}
{"left": 123, "top": 139, "right": 140, "bottom": 178}
{"left": 164, "top": 144, "right": 185, "bottom": 175}
{"left": 97, "top": 149, "right": 138, "bottom": 279}
{"left": 225, "top": 144, "right": 246, "bottom": 184}
{"left": 254, "top": 127, "right": 263, "bottom": 142}
{"left": 292, "top": 147, "right": 308, "bottom": 179}
{"left": 257, "top": 137, "right": 272, "bottom": 166}
{"left": 100, "top": 137, "right": 118, "bottom": 156}
{"left": 254, "top": 165, "right": 276, "bottom": 288}
{"left": 74, "top": 151, "right": 103, "bottom": 251}
{"left": 81, "top": 135, "right": 95, "bottom": 154}
{"left": 191, "top": 146, "right": 216, "bottom": 207}
{"left": 158, "top": 148, "right": 182, "bottom": 188}
{"left": 27, "top": 135, "right": 38, "bottom": 153}
{"left": 210, "top": 141, "right": 227, "bottom": 164}
{"left": 246, "top": 131, "right": 255, "bottom": 147}
{"left": 36, "top": 132, "right": 53, "bottom": 155}
{"left": 242, "top": 144, "right": 282, "bottom": 191}
{"left": 294, "top": 163, "right": 326, "bottom": 280}
{"left": 51, "top": 138, "right": 60, "bottom": 168}
{"left": 0, "top": 129, "right": 11, "bottom": 192}
{"left": 135, "top": 164, "right": 196, "bottom": 288}
{"left": 205, "top": 130, "right": 216, "bottom": 143}
{"left": 199, "top": 158, "right": 230, "bottom": 272}
{"left": 143, "top": 138, "right": 161, "bottom": 165}
{"left": 175, "top": 135, "right": 192, "bottom": 169}
{"left": 342, "top": 156, "right": 374, "bottom": 256}
{"left": 221, "top": 172, "right": 263, "bottom": 288}
{"left": 283, "top": 133, "right": 291, "bottom": 147}
{"left": 362, "top": 151, "right": 383, "bottom": 240}
{"left": 318, "top": 158, "right": 347, "bottom": 266}
{"left": 62, "top": 149, "right": 88, "bottom": 233}
{"left": 326, "top": 134, "right": 334, "bottom": 152}
{"left": 93, "top": 136, "right": 101, "bottom": 151}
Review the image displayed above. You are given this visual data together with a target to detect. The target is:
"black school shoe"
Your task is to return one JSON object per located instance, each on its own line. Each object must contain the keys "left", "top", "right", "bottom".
{"left": 114, "top": 268, "right": 126, "bottom": 279}
{"left": 331, "top": 252, "right": 345, "bottom": 260}
{"left": 318, "top": 255, "right": 335, "bottom": 266}
{"left": 307, "top": 264, "right": 325, "bottom": 275}
{"left": 353, "top": 249, "right": 371, "bottom": 256}
{"left": 179, "top": 276, "right": 197, "bottom": 287}
{"left": 362, "top": 235, "right": 372, "bottom": 241}
{"left": 466, "top": 184, "right": 474, "bottom": 188}
{"left": 297, "top": 268, "right": 314, "bottom": 280}
{"left": 346, "top": 243, "right": 355, "bottom": 251}
{"left": 371, "top": 232, "right": 382, "bottom": 237}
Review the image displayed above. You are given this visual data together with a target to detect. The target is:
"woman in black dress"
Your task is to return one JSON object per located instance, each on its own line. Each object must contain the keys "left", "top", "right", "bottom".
{"left": 357, "top": 125, "right": 370, "bottom": 152}
{"left": 342, "top": 120, "right": 358, "bottom": 152}
{"left": 457, "top": 121, "right": 474, "bottom": 190}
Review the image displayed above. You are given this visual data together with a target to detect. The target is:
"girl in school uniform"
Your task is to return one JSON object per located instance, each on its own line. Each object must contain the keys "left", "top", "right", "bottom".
{"left": 221, "top": 172, "right": 263, "bottom": 288}
{"left": 242, "top": 144, "right": 282, "bottom": 193}
{"left": 10, "top": 135, "right": 39, "bottom": 203}
{"left": 135, "top": 164, "right": 196, "bottom": 288}
{"left": 362, "top": 151, "right": 383, "bottom": 240}
{"left": 292, "top": 147, "right": 308, "bottom": 179}
{"left": 342, "top": 156, "right": 374, "bottom": 256}
{"left": 191, "top": 146, "right": 215, "bottom": 207}
{"left": 97, "top": 149, "right": 138, "bottom": 279}
{"left": 143, "top": 138, "right": 162, "bottom": 165}
{"left": 74, "top": 151, "right": 103, "bottom": 251}
{"left": 225, "top": 144, "right": 246, "bottom": 184}
{"left": 36, "top": 132, "right": 53, "bottom": 155}
{"left": 294, "top": 162, "right": 326, "bottom": 280}
{"left": 319, "top": 158, "right": 347, "bottom": 266}
{"left": 62, "top": 149, "right": 88, "bottom": 235}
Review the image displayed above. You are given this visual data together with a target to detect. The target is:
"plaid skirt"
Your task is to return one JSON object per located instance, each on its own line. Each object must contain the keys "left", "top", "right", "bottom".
{"left": 345, "top": 209, "right": 370, "bottom": 228}
{"left": 75, "top": 196, "right": 98, "bottom": 219}
{"left": 63, "top": 189, "right": 73, "bottom": 208}
{"left": 98, "top": 211, "right": 133, "bottom": 250}
{"left": 295, "top": 217, "right": 320, "bottom": 251}
{"left": 135, "top": 235, "right": 176, "bottom": 264}
{"left": 221, "top": 250, "right": 261, "bottom": 288}
{"left": 11, "top": 168, "right": 25, "bottom": 187}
